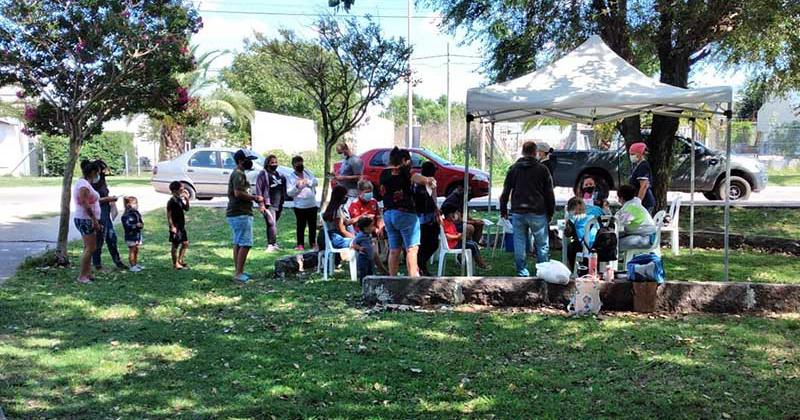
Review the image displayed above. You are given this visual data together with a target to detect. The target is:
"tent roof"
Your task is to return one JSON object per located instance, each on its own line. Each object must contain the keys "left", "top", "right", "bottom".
{"left": 466, "top": 35, "right": 733, "bottom": 123}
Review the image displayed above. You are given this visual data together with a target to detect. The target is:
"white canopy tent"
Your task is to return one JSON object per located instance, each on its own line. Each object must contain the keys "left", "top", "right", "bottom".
{"left": 461, "top": 35, "right": 736, "bottom": 280}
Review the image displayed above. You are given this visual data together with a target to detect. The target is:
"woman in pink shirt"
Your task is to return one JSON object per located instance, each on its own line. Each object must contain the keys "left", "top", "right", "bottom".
{"left": 72, "top": 160, "right": 102, "bottom": 283}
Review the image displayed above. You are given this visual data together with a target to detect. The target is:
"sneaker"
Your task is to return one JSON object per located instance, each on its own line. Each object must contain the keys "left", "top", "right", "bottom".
{"left": 115, "top": 262, "right": 129, "bottom": 270}
{"left": 294, "top": 245, "right": 305, "bottom": 251}
{"left": 266, "top": 244, "right": 278, "bottom": 253}
{"left": 129, "top": 265, "right": 142, "bottom": 273}
{"left": 234, "top": 273, "right": 251, "bottom": 283}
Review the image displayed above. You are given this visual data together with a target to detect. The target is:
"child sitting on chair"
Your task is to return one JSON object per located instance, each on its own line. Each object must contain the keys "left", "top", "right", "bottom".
{"left": 442, "top": 209, "right": 489, "bottom": 270}
{"left": 351, "top": 217, "right": 376, "bottom": 284}
{"left": 615, "top": 184, "right": 656, "bottom": 250}
{"left": 565, "top": 196, "right": 607, "bottom": 270}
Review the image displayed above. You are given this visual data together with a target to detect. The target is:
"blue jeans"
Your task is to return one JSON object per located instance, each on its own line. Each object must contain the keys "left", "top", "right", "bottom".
{"left": 92, "top": 205, "right": 122, "bottom": 267}
{"left": 512, "top": 213, "right": 550, "bottom": 276}
{"left": 383, "top": 210, "right": 421, "bottom": 250}
{"left": 329, "top": 232, "right": 353, "bottom": 249}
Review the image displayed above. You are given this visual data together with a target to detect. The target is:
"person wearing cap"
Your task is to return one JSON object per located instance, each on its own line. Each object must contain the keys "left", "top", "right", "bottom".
{"left": 628, "top": 142, "right": 656, "bottom": 213}
{"left": 535, "top": 141, "right": 557, "bottom": 178}
{"left": 226, "top": 149, "right": 263, "bottom": 283}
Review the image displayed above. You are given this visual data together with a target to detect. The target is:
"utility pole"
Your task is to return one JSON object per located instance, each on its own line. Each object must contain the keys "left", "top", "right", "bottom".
{"left": 446, "top": 42, "right": 452, "bottom": 160}
{"left": 406, "top": 0, "right": 413, "bottom": 148}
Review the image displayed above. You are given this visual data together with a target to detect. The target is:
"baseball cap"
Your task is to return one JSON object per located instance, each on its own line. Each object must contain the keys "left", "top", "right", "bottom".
{"left": 536, "top": 141, "right": 551, "bottom": 152}
{"left": 234, "top": 148, "right": 258, "bottom": 162}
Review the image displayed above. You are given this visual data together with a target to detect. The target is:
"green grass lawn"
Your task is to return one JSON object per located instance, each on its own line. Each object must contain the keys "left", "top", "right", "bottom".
{"left": 677, "top": 206, "right": 800, "bottom": 240}
{"left": 0, "top": 175, "right": 152, "bottom": 188}
{"left": 768, "top": 167, "right": 800, "bottom": 187}
{"left": 2, "top": 208, "right": 800, "bottom": 419}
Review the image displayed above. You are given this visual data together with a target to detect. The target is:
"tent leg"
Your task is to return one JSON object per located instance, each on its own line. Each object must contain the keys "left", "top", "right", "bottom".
{"left": 723, "top": 104, "right": 733, "bottom": 282}
{"left": 690, "top": 118, "right": 696, "bottom": 255}
{"left": 462, "top": 115, "right": 473, "bottom": 276}
{"left": 488, "top": 122, "right": 495, "bottom": 213}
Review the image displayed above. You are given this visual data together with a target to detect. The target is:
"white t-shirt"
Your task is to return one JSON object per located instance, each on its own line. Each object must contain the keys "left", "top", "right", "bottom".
{"left": 72, "top": 178, "right": 101, "bottom": 220}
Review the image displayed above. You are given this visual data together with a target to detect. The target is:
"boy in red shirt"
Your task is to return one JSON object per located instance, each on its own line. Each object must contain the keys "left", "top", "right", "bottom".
{"left": 442, "top": 210, "right": 489, "bottom": 269}
{"left": 348, "top": 179, "right": 387, "bottom": 272}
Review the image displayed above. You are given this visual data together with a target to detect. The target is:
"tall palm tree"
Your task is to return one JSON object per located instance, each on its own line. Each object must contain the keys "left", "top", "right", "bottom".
{"left": 158, "top": 47, "right": 255, "bottom": 160}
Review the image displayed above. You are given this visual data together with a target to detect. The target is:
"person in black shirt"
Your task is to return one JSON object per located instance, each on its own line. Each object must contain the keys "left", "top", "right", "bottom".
{"left": 413, "top": 161, "right": 440, "bottom": 276}
{"left": 628, "top": 142, "right": 656, "bottom": 213}
{"left": 255, "top": 154, "right": 287, "bottom": 252}
{"left": 167, "top": 181, "right": 190, "bottom": 269}
{"left": 91, "top": 160, "right": 127, "bottom": 270}
{"left": 379, "top": 147, "right": 436, "bottom": 277}
{"left": 536, "top": 141, "right": 557, "bottom": 177}
{"left": 440, "top": 185, "right": 484, "bottom": 244}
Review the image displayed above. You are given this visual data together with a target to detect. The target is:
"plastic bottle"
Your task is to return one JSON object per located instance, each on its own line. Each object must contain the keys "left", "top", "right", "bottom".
{"left": 588, "top": 252, "right": 598, "bottom": 277}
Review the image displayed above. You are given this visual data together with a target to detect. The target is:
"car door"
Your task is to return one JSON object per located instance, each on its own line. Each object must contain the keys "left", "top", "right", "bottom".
{"left": 219, "top": 151, "right": 239, "bottom": 195}
{"left": 670, "top": 137, "right": 708, "bottom": 192}
{"left": 186, "top": 150, "right": 222, "bottom": 196}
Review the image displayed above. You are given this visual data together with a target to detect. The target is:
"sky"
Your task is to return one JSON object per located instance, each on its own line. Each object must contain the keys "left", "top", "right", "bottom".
{"left": 190, "top": 0, "right": 749, "bottom": 105}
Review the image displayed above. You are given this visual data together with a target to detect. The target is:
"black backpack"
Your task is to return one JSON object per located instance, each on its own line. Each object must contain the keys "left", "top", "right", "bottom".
{"left": 590, "top": 216, "right": 618, "bottom": 262}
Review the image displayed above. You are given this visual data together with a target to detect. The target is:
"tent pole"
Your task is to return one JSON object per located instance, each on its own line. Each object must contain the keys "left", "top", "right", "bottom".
{"left": 462, "top": 115, "right": 473, "bottom": 276}
{"left": 488, "top": 122, "right": 495, "bottom": 213}
{"left": 690, "top": 118, "right": 696, "bottom": 255}
{"left": 723, "top": 104, "right": 733, "bottom": 282}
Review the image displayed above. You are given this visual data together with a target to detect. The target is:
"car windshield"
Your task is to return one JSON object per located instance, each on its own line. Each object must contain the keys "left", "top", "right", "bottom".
{"left": 420, "top": 149, "right": 452, "bottom": 166}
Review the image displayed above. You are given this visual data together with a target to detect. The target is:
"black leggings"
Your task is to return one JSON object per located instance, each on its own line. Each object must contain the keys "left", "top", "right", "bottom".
{"left": 293, "top": 207, "right": 318, "bottom": 248}
{"left": 417, "top": 222, "right": 440, "bottom": 276}
{"left": 263, "top": 207, "right": 283, "bottom": 246}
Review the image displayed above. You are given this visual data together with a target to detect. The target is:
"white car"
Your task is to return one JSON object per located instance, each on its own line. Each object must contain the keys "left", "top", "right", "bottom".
{"left": 151, "top": 147, "right": 293, "bottom": 200}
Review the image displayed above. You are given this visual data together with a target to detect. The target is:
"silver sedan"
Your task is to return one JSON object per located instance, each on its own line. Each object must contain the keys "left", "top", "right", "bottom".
{"left": 151, "top": 147, "right": 293, "bottom": 200}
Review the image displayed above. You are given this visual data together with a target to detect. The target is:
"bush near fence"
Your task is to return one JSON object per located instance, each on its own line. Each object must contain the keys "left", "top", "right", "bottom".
{"left": 40, "top": 131, "right": 135, "bottom": 176}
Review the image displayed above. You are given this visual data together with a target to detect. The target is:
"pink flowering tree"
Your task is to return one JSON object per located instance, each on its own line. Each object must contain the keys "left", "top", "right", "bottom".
{"left": 0, "top": 1, "right": 202, "bottom": 264}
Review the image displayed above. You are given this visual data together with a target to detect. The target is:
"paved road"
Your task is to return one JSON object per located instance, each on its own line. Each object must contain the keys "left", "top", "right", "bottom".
{"left": 2, "top": 183, "right": 799, "bottom": 282}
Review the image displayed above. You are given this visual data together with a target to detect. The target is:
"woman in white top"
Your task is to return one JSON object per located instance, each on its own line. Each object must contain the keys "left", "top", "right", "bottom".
{"left": 72, "top": 160, "right": 103, "bottom": 283}
{"left": 286, "top": 155, "right": 319, "bottom": 251}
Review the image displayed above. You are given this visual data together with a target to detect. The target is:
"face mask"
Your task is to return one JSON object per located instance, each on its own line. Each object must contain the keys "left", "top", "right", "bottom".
{"left": 583, "top": 186, "right": 595, "bottom": 195}
{"left": 295, "top": 164, "right": 304, "bottom": 173}
{"left": 630, "top": 155, "right": 640, "bottom": 164}
{"left": 129, "top": 204, "right": 138, "bottom": 211}
{"left": 268, "top": 164, "right": 278, "bottom": 172}
{"left": 362, "top": 192, "right": 373, "bottom": 201}
{"left": 92, "top": 174, "right": 101, "bottom": 183}
{"left": 243, "top": 160, "right": 254, "bottom": 170}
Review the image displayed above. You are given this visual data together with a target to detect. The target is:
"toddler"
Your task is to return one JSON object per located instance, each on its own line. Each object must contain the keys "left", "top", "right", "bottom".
{"left": 121, "top": 196, "right": 144, "bottom": 272}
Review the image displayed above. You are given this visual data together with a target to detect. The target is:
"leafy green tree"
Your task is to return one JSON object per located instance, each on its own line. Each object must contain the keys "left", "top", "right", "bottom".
{"left": 381, "top": 94, "right": 466, "bottom": 127}
{"left": 426, "top": 0, "right": 800, "bottom": 208}
{"left": 222, "top": 37, "right": 320, "bottom": 121}
{"left": 265, "top": 15, "right": 411, "bottom": 205}
{"left": 736, "top": 76, "right": 768, "bottom": 120}
{"left": 0, "top": 0, "right": 201, "bottom": 263}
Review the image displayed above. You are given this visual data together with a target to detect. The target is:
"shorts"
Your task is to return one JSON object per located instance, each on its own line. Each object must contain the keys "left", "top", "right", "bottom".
{"left": 169, "top": 227, "right": 188, "bottom": 244}
{"left": 126, "top": 240, "right": 142, "bottom": 247}
{"left": 73, "top": 218, "right": 95, "bottom": 236}
{"left": 227, "top": 215, "right": 253, "bottom": 247}
{"left": 383, "top": 209, "right": 421, "bottom": 250}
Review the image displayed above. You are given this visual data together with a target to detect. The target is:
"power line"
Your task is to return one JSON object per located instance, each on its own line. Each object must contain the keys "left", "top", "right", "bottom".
{"left": 198, "top": 8, "right": 442, "bottom": 19}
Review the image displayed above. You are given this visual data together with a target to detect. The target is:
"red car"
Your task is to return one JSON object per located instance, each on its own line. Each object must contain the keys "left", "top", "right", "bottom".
{"left": 333, "top": 148, "right": 490, "bottom": 198}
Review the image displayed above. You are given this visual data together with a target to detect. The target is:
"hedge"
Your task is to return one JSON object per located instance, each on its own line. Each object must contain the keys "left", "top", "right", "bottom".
{"left": 41, "top": 131, "right": 135, "bottom": 176}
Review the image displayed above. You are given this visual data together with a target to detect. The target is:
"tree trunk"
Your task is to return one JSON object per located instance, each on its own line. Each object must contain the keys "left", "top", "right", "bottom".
{"left": 159, "top": 121, "right": 186, "bottom": 161}
{"left": 649, "top": 52, "right": 690, "bottom": 211}
{"left": 618, "top": 115, "right": 642, "bottom": 147}
{"left": 320, "top": 140, "right": 334, "bottom": 211}
{"left": 55, "top": 137, "right": 82, "bottom": 265}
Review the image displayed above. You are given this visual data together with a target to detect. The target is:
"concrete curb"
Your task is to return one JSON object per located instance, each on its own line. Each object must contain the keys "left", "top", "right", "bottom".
{"left": 362, "top": 276, "right": 800, "bottom": 314}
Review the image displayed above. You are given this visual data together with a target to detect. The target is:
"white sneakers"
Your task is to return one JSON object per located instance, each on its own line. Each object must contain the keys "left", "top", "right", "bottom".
{"left": 129, "top": 264, "right": 144, "bottom": 272}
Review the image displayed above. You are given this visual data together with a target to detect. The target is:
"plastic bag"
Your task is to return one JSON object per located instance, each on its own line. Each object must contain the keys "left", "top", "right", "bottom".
{"left": 499, "top": 217, "right": 514, "bottom": 234}
{"left": 626, "top": 253, "right": 665, "bottom": 283}
{"left": 567, "top": 275, "right": 602, "bottom": 316}
{"left": 535, "top": 260, "right": 571, "bottom": 285}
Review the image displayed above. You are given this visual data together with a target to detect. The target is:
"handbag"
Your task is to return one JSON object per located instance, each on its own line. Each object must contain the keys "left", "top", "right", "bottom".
{"left": 567, "top": 275, "right": 602, "bottom": 316}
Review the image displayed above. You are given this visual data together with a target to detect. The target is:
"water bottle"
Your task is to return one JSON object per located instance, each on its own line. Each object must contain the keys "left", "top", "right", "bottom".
{"left": 588, "top": 252, "right": 598, "bottom": 277}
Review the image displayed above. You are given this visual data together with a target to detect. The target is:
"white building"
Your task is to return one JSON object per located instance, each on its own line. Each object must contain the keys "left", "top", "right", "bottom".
{"left": 757, "top": 91, "right": 800, "bottom": 139}
{"left": 103, "top": 114, "right": 160, "bottom": 170}
{"left": 251, "top": 111, "right": 318, "bottom": 156}
{"left": 0, "top": 86, "right": 35, "bottom": 176}
{"left": 349, "top": 114, "right": 394, "bottom": 154}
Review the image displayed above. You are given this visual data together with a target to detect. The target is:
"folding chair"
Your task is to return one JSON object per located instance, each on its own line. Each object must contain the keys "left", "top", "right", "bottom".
{"left": 661, "top": 196, "right": 682, "bottom": 255}
{"left": 317, "top": 214, "right": 357, "bottom": 282}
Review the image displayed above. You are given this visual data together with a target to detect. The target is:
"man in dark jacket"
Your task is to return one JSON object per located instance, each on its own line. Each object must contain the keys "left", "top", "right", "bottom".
{"left": 499, "top": 141, "right": 556, "bottom": 276}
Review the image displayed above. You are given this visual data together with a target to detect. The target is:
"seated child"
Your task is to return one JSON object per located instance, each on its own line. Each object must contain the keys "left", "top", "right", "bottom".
{"left": 442, "top": 210, "right": 489, "bottom": 269}
{"left": 351, "top": 217, "right": 376, "bottom": 284}
{"left": 615, "top": 184, "right": 656, "bottom": 250}
{"left": 121, "top": 196, "right": 144, "bottom": 272}
{"left": 565, "top": 196, "right": 607, "bottom": 269}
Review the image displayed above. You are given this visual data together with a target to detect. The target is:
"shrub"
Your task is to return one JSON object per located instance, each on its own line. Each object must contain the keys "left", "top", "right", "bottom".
{"left": 41, "top": 131, "right": 135, "bottom": 176}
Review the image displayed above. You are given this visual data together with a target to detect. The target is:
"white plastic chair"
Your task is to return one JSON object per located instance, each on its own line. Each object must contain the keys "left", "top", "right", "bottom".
{"left": 437, "top": 224, "right": 474, "bottom": 277}
{"left": 661, "top": 196, "right": 682, "bottom": 255}
{"left": 317, "top": 214, "right": 358, "bottom": 282}
{"left": 622, "top": 210, "right": 666, "bottom": 265}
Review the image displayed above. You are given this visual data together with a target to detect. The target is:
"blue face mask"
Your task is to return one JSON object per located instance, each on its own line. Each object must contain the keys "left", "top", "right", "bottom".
{"left": 92, "top": 174, "right": 101, "bottom": 184}
{"left": 362, "top": 192, "right": 373, "bottom": 201}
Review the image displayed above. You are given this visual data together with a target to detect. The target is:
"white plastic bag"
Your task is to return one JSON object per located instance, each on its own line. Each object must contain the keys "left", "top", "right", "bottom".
{"left": 499, "top": 217, "right": 514, "bottom": 234}
{"left": 535, "top": 260, "right": 571, "bottom": 285}
{"left": 567, "top": 275, "right": 602, "bottom": 316}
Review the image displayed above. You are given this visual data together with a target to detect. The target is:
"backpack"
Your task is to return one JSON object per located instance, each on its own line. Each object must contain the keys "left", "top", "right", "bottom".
{"left": 590, "top": 216, "right": 617, "bottom": 262}
{"left": 626, "top": 253, "right": 666, "bottom": 283}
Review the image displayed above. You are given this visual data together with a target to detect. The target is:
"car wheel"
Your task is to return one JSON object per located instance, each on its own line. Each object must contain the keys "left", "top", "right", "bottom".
{"left": 182, "top": 182, "right": 196, "bottom": 201}
{"left": 718, "top": 176, "right": 751, "bottom": 201}
{"left": 702, "top": 191, "right": 720, "bottom": 201}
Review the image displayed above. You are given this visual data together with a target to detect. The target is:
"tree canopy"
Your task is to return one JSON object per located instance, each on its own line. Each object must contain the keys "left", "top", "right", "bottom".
{"left": 0, "top": 0, "right": 201, "bottom": 263}
{"left": 381, "top": 94, "right": 465, "bottom": 127}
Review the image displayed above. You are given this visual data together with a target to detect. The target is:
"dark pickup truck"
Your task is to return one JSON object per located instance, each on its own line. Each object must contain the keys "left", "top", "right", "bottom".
{"left": 551, "top": 135, "right": 768, "bottom": 201}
